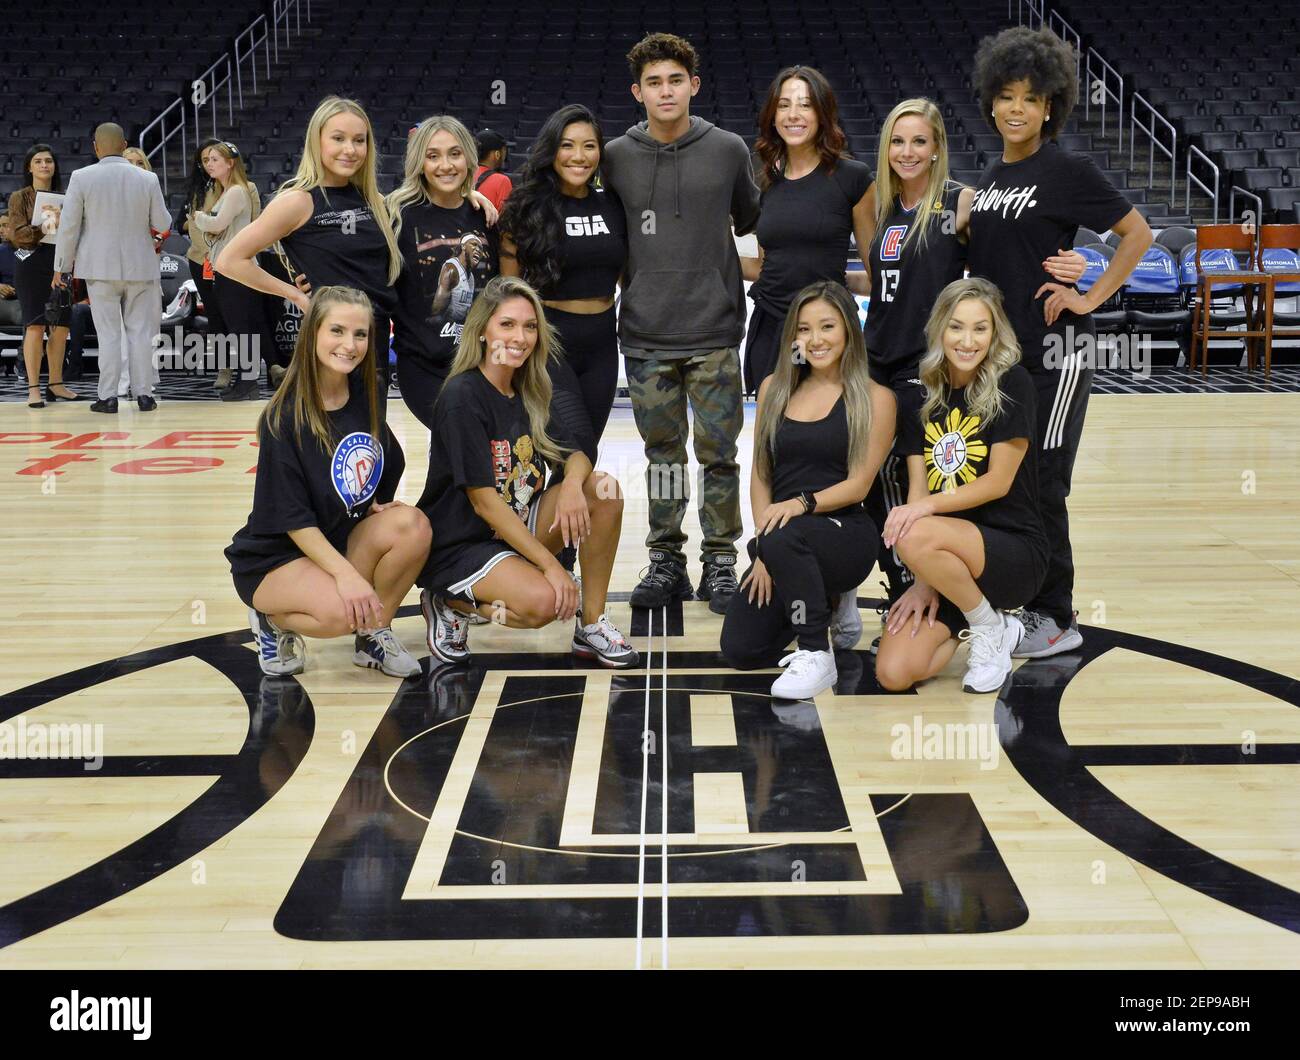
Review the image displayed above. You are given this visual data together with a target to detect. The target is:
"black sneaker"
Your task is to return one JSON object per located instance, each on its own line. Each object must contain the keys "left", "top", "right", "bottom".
{"left": 697, "top": 554, "right": 738, "bottom": 615}
{"left": 630, "top": 549, "right": 693, "bottom": 608}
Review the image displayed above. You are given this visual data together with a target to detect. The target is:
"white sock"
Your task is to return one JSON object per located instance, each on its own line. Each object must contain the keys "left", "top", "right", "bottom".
{"left": 962, "top": 597, "right": 999, "bottom": 631}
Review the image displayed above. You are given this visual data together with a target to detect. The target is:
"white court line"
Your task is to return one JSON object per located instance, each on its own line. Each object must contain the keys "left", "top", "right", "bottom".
{"left": 635, "top": 607, "right": 652, "bottom": 969}
{"left": 660, "top": 603, "right": 669, "bottom": 970}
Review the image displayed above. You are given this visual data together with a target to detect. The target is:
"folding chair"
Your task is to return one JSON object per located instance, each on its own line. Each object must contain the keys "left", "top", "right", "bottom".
{"left": 1189, "top": 226, "right": 1271, "bottom": 377}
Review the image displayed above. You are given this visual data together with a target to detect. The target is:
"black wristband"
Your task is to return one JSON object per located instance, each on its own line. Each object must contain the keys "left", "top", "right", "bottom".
{"left": 800, "top": 490, "right": 817, "bottom": 514}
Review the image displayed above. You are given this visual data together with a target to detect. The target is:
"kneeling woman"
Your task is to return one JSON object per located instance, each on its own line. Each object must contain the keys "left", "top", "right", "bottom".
{"left": 416, "top": 276, "right": 638, "bottom": 668}
{"left": 226, "top": 286, "right": 430, "bottom": 678}
{"left": 876, "top": 277, "right": 1047, "bottom": 694}
{"left": 721, "top": 282, "right": 894, "bottom": 699}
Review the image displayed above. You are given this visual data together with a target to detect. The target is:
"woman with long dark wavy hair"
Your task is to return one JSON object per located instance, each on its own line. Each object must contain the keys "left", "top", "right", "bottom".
{"left": 499, "top": 104, "right": 627, "bottom": 442}
{"left": 5, "top": 144, "right": 78, "bottom": 405}
{"left": 741, "top": 66, "right": 875, "bottom": 395}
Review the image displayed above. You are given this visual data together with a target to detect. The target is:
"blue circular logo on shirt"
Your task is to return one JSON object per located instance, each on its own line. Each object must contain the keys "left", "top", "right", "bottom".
{"left": 331, "top": 431, "right": 383, "bottom": 513}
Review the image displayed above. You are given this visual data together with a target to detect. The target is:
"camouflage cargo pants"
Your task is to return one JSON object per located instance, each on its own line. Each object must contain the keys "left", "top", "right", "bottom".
{"left": 624, "top": 347, "right": 743, "bottom": 565}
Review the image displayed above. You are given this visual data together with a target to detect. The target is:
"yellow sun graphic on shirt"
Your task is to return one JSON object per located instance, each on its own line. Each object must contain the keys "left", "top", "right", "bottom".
{"left": 923, "top": 408, "right": 988, "bottom": 494}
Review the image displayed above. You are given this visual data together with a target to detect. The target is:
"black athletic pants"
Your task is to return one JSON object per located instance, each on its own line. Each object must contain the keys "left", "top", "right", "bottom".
{"left": 1027, "top": 361, "right": 1094, "bottom": 628}
{"left": 741, "top": 302, "right": 784, "bottom": 396}
{"left": 863, "top": 375, "right": 925, "bottom": 605}
{"left": 396, "top": 354, "right": 448, "bottom": 432}
{"left": 721, "top": 509, "right": 878, "bottom": 665}
{"left": 214, "top": 272, "right": 268, "bottom": 382}
{"left": 548, "top": 306, "right": 619, "bottom": 443}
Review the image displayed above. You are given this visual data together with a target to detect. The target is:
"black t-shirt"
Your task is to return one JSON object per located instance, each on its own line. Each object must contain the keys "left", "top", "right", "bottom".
{"left": 392, "top": 198, "right": 499, "bottom": 367}
{"left": 750, "top": 158, "right": 873, "bottom": 316}
{"left": 967, "top": 142, "right": 1131, "bottom": 371}
{"left": 864, "top": 181, "right": 968, "bottom": 384}
{"left": 279, "top": 185, "right": 398, "bottom": 317}
{"left": 536, "top": 187, "right": 627, "bottom": 300}
{"left": 417, "top": 369, "right": 572, "bottom": 560}
{"left": 226, "top": 378, "right": 405, "bottom": 578}
{"left": 900, "top": 365, "right": 1046, "bottom": 554}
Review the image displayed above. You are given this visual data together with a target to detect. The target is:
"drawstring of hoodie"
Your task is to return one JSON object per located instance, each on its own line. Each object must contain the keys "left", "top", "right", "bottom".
{"left": 672, "top": 142, "right": 680, "bottom": 218}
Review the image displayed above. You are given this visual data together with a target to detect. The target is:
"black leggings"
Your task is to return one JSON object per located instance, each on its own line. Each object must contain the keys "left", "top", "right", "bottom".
{"left": 396, "top": 354, "right": 449, "bottom": 432}
{"left": 721, "top": 509, "right": 878, "bottom": 664}
{"left": 741, "top": 302, "right": 784, "bottom": 396}
{"left": 214, "top": 272, "right": 267, "bottom": 382}
{"left": 547, "top": 305, "right": 619, "bottom": 443}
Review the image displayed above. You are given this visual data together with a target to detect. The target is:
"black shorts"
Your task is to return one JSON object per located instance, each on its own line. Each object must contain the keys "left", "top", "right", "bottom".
{"left": 422, "top": 493, "right": 544, "bottom": 605}
{"left": 934, "top": 526, "right": 1048, "bottom": 634}
{"left": 231, "top": 557, "right": 298, "bottom": 610}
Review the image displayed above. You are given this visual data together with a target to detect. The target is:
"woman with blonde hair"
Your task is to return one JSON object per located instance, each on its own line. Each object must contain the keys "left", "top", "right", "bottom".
{"left": 123, "top": 147, "right": 152, "bottom": 171}
{"left": 875, "top": 277, "right": 1047, "bottom": 695}
{"left": 415, "top": 276, "right": 637, "bottom": 670}
{"left": 226, "top": 285, "right": 429, "bottom": 680}
{"left": 387, "top": 114, "right": 502, "bottom": 428}
{"left": 217, "top": 97, "right": 404, "bottom": 396}
{"left": 190, "top": 140, "right": 265, "bottom": 400}
{"left": 720, "top": 281, "right": 894, "bottom": 700}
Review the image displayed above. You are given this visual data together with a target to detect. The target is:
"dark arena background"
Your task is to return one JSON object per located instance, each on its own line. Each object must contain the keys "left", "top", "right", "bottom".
{"left": 0, "top": 0, "right": 1296, "bottom": 1036}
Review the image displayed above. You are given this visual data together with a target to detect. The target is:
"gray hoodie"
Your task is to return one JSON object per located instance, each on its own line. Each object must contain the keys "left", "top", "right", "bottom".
{"left": 604, "top": 116, "right": 761, "bottom": 354}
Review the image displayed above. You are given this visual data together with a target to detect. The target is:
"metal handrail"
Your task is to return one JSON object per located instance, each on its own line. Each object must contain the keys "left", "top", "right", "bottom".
{"left": 1130, "top": 93, "right": 1178, "bottom": 208}
{"left": 192, "top": 53, "right": 235, "bottom": 144}
{"left": 139, "top": 97, "right": 187, "bottom": 196}
{"left": 271, "top": 0, "right": 311, "bottom": 64}
{"left": 234, "top": 15, "right": 271, "bottom": 108}
{"left": 1186, "top": 145, "right": 1220, "bottom": 223}
{"left": 1229, "top": 187, "right": 1264, "bottom": 231}
{"left": 1047, "top": 10, "right": 1083, "bottom": 90}
{"left": 1012, "top": 0, "right": 1045, "bottom": 28}
{"left": 1086, "top": 48, "right": 1124, "bottom": 149}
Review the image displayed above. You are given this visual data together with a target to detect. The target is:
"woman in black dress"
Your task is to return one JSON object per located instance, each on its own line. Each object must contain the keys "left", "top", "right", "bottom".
{"left": 5, "top": 144, "right": 79, "bottom": 406}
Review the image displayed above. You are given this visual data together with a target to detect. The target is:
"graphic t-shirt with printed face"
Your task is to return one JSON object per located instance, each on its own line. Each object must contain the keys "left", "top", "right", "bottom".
{"left": 393, "top": 199, "right": 499, "bottom": 367}
{"left": 417, "top": 369, "right": 569, "bottom": 560}
{"left": 226, "top": 377, "right": 404, "bottom": 578}
{"left": 966, "top": 142, "right": 1131, "bottom": 371}
{"left": 900, "top": 365, "right": 1047, "bottom": 556}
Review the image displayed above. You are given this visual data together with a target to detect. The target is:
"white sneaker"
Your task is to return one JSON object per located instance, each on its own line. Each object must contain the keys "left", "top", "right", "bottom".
{"left": 959, "top": 613, "right": 1023, "bottom": 694}
{"left": 421, "top": 588, "right": 470, "bottom": 664}
{"left": 353, "top": 627, "right": 421, "bottom": 678}
{"left": 771, "top": 649, "right": 837, "bottom": 700}
{"left": 572, "top": 613, "right": 639, "bottom": 668}
{"left": 829, "top": 589, "right": 863, "bottom": 650}
{"left": 247, "top": 607, "right": 305, "bottom": 676}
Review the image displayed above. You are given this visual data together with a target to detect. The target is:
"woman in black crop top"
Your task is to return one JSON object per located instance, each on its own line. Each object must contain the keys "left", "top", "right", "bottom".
{"left": 720, "top": 282, "right": 894, "bottom": 701}
{"left": 226, "top": 286, "right": 430, "bottom": 680}
{"left": 500, "top": 105, "right": 627, "bottom": 442}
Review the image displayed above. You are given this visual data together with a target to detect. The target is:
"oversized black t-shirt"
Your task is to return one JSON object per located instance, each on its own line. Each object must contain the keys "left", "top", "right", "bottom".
{"left": 417, "top": 369, "right": 575, "bottom": 559}
{"left": 393, "top": 198, "right": 499, "bottom": 367}
{"left": 901, "top": 365, "right": 1047, "bottom": 556}
{"left": 863, "top": 181, "right": 968, "bottom": 384}
{"left": 750, "top": 157, "right": 873, "bottom": 316}
{"left": 967, "top": 142, "right": 1131, "bottom": 371}
{"left": 226, "top": 379, "right": 405, "bottom": 578}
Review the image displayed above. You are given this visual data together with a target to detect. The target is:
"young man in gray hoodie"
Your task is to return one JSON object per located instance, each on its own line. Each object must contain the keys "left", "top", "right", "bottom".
{"left": 604, "top": 32, "right": 762, "bottom": 614}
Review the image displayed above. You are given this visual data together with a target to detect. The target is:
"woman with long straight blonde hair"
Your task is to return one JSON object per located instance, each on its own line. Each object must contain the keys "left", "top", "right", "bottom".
{"left": 720, "top": 282, "right": 894, "bottom": 700}
{"left": 226, "top": 286, "right": 430, "bottom": 681}
{"left": 191, "top": 140, "right": 266, "bottom": 400}
{"left": 875, "top": 277, "right": 1048, "bottom": 696}
{"left": 414, "top": 276, "right": 638, "bottom": 670}
{"left": 386, "top": 115, "right": 502, "bottom": 429}
{"left": 856, "top": 98, "right": 1084, "bottom": 652}
{"left": 216, "top": 97, "right": 404, "bottom": 396}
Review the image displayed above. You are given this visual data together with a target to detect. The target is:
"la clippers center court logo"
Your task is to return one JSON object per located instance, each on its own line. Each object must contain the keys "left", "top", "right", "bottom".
{"left": 331, "top": 432, "right": 383, "bottom": 513}
{"left": 1, "top": 613, "right": 1296, "bottom": 948}
{"left": 879, "top": 224, "right": 909, "bottom": 261}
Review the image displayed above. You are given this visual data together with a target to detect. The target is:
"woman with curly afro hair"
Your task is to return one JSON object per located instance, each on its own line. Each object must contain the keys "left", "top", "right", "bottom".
{"left": 966, "top": 25, "right": 1152, "bottom": 660}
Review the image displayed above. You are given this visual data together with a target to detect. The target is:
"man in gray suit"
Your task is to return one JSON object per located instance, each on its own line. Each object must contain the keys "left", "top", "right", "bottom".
{"left": 53, "top": 123, "right": 170, "bottom": 412}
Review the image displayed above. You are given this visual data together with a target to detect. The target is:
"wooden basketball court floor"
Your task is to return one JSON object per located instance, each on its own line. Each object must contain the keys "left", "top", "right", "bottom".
{"left": 0, "top": 385, "right": 1297, "bottom": 970}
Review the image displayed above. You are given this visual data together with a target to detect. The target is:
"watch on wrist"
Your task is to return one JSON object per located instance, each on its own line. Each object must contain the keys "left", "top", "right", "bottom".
{"left": 800, "top": 490, "right": 817, "bottom": 514}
